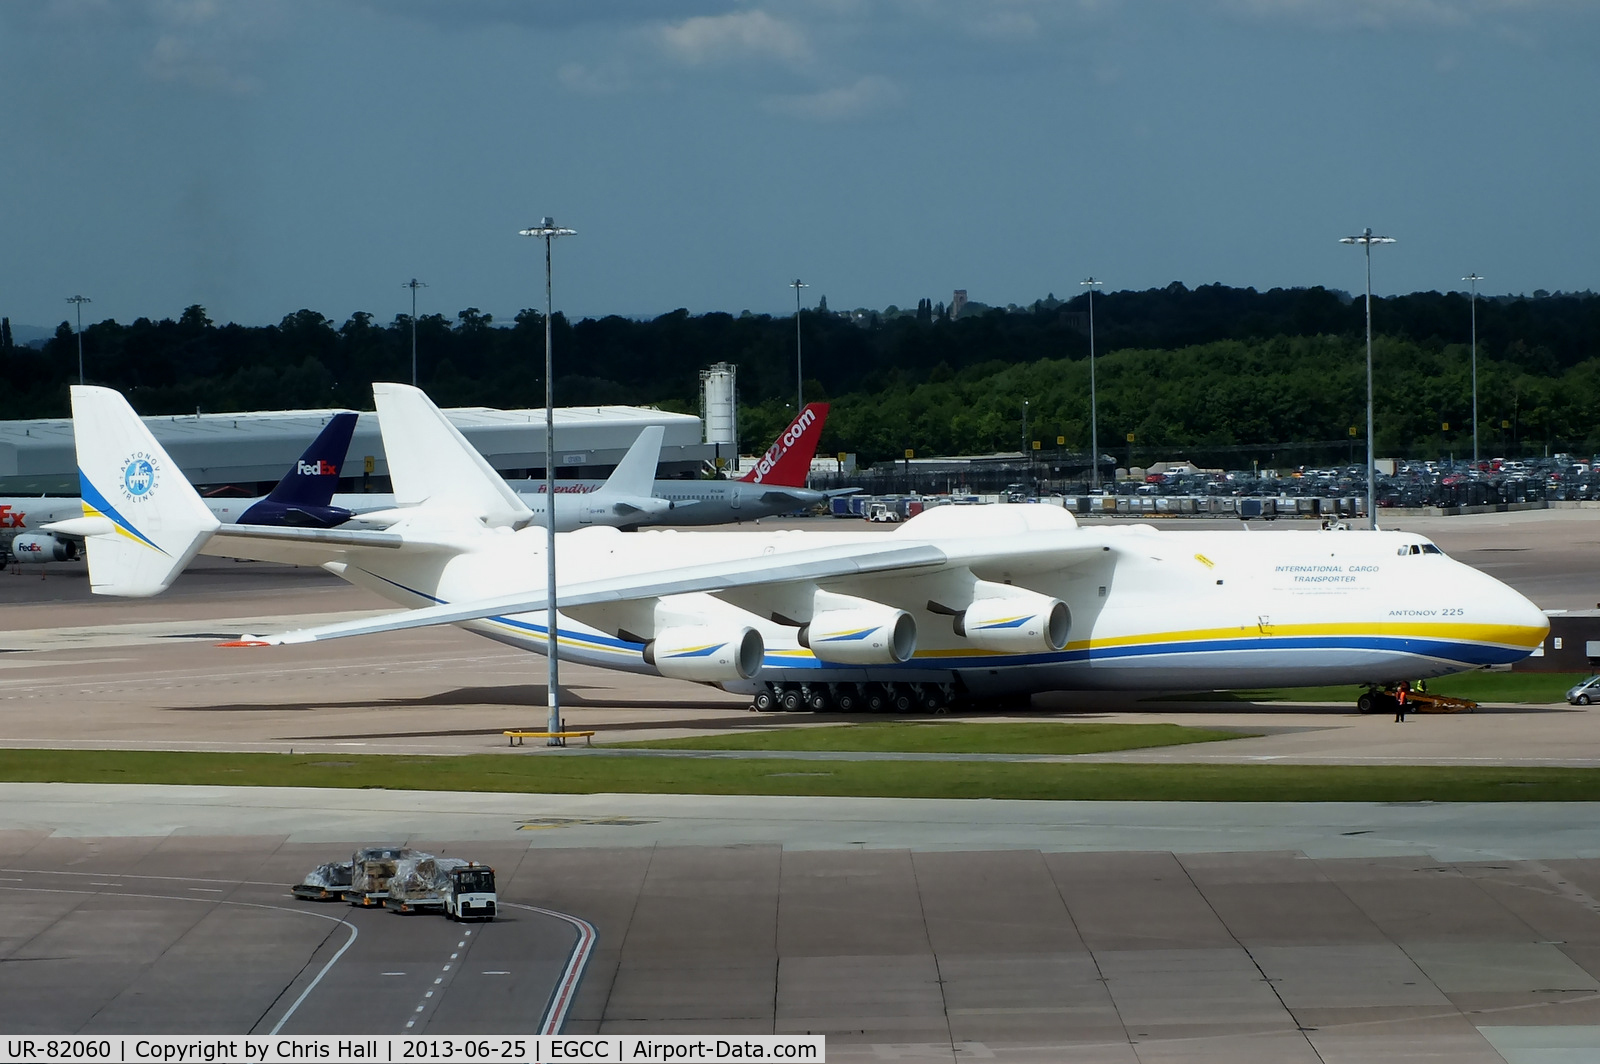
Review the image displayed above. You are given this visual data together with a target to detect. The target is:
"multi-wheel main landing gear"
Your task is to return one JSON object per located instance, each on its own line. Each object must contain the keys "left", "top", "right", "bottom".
{"left": 750, "top": 681, "right": 957, "bottom": 714}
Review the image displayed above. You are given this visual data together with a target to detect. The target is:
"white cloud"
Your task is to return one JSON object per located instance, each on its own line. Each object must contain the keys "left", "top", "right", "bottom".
{"left": 764, "top": 74, "right": 903, "bottom": 121}
{"left": 1215, "top": 0, "right": 1571, "bottom": 32}
{"left": 23, "top": 0, "right": 286, "bottom": 94}
{"left": 558, "top": 60, "right": 631, "bottom": 95}
{"left": 657, "top": 9, "right": 811, "bottom": 67}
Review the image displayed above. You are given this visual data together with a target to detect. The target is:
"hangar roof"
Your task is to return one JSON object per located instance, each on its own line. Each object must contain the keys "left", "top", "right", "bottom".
{"left": 0, "top": 404, "right": 710, "bottom": 492}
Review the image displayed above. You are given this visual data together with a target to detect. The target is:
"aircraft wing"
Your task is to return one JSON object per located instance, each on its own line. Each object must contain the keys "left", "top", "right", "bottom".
{"left": 226, "top": 532, "right": 1108, "bottom": 647}
{"left": 234, "top": 541, "right": 951, "bottom": 645}
{"left": 757, "top": 489, "right": 825, "bottom": 508}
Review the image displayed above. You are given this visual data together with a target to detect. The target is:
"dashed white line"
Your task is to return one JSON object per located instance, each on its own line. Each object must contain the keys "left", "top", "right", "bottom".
{"left": 401, "top": 924, "right": 475, "bottom": 1032}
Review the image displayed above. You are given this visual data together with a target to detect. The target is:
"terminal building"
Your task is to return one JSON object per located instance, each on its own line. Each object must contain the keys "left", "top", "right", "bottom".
{"left": 0, "top": 405, "right": 718, "bottom": 495}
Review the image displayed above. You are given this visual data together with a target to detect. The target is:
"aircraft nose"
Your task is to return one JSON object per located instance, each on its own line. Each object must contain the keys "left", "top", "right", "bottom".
{"left": 1492, "top": 578, "right": 1549, "bottom": 651}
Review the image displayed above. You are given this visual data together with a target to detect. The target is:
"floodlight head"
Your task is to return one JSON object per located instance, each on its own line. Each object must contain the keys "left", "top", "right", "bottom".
{"left": 519, "top": 218, "right": 576, "bottom": 239}
{"left": 790, "top": 278, "right": 808, "bottom": 289}
{"left": 1080, "top": 277, "right": 1102, "bottom": 288}
{"left": 1341, "top": 228, "right": 1395, "bottom": 247}
{"left": 66, "top": 294, "right": 91, "bottom": 304}
{"left": 402, "top": 278, "right": 428, "bottom": 289}
{"left": 1463, "top": 273, "right": 1484, "bottom": 283}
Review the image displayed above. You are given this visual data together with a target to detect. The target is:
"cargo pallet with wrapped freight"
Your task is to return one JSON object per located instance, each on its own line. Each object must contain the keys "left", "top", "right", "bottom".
{"left": 385, "top": 855, "right": 498, "bottom": 921}
{"left": 293, "top": 847, "right": 496, "bottom": 920}
{"left": 341, "top": 846, "right": 420, "bottom": 907}
{"left": 290, "top": 860, "right": 354, "bottom": 902}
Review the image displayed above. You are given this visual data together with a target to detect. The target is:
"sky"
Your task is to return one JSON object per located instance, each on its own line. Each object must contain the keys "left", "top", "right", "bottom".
{"left": 2, "top": 0, "right": 1597, "bottom": 332}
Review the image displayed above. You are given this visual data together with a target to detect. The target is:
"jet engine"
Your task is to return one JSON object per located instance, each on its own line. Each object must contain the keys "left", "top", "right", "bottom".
{"left": 955, "top": 591, "right": 1070, "bottom": 653}
{"left": 800, "top": 606, "right": 916, "bottom": 665}
{"left": 643, "top": 625, "right": 765, "bottom": 682}
{"left": 9, "top": 532, "right": 78, "bottom": 563}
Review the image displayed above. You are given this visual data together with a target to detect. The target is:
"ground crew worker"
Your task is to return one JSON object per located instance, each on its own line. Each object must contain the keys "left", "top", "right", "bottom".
{"left": 1394, "top": 680, "right": 1409, "bottom": 723}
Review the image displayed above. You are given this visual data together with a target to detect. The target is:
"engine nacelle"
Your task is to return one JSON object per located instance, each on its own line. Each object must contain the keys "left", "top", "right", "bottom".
{"left": 800, "top": 607, "right": 916, "bottom": 665}
{"left": 643, "top": 625, "right": 764, "bottom": 682}
{"left": 9, "top": 532, "right": 78, "bottom": 563}
{"left": 955, "top": 593, "right": 1070, "bottom": 652}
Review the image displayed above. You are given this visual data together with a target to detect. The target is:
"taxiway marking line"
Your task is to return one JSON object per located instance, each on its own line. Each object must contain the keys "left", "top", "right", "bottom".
{"left": 0, "top": 881, "right": 359, "bottom": 1036}
{"left": 507, "top": 902, "right": 598, "bottom": 1035}
{"left": 404, "top": 928, "right": 473, "bottom": 1032}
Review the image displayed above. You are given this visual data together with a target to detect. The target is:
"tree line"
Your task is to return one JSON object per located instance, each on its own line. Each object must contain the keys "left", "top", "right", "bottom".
{"left": 3, "top": 285, "right": 1597, "bottom": 466}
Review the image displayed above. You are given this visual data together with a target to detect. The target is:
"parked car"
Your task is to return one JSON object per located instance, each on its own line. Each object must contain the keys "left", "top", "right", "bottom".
{"left": 1567, "top": 676, "right": 1600, "bottom": 706}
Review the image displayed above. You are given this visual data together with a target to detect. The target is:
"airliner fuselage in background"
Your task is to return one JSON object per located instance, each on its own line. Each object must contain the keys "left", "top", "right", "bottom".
{"left": 503, "top": 477, "right": 832, "bottom": 526}
{"left": 501, "top": 402, "right": 846, "bottom": 526}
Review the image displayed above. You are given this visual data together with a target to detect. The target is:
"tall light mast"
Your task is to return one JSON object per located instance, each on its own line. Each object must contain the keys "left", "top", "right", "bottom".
{"left": 1463, "top": 273, "right": 1483, "bottom": 468}
{"left": 402, "top": 278, "right": 428, "bottom": 387}
{"left": 1340, "top": 229, "right": 1396, "bottom": 530}
{"left": 789, "top": 278, "right": 808, "bottom": 414}
{"left": 66, "top": 295, "right": 91, "bottom": 384}
{"left": 1080, "top": 277, "right": 1103, "bottom": 491}
{"left": 519, "top": 218, "right": 576, "bottom": 745}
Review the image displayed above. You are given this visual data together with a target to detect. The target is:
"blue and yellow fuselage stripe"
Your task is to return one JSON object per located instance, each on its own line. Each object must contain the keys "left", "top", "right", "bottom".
{"left": 77, "top": 471, "right": 167, "bottom": 555}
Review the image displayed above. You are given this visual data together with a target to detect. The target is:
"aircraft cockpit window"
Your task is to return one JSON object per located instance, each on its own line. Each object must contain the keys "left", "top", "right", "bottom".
{"left": 1420, "top": 544, "right": 1443, "bottom": 555}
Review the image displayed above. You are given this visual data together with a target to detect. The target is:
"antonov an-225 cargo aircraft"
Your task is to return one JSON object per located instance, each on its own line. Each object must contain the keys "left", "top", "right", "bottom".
{"left": 59, "top": 384, "right": 1549, "bottom": 713}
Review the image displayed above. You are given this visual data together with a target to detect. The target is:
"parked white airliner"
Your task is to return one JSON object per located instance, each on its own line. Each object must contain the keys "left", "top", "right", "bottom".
{"left": 63, "top": 384, "right": 1549, "bottom": 712}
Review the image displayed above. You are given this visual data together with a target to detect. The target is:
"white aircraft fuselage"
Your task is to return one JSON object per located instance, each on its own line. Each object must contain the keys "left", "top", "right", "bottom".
{"left": 313, "top": 507, "right": 1547, "bottom": 697}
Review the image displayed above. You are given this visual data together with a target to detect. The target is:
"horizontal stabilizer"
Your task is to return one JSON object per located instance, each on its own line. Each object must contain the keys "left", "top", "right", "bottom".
{"left": 212, "top": 524, "right": 405, "bottom": 549}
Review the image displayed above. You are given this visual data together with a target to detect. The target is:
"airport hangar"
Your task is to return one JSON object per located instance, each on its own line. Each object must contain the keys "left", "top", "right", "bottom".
{"left": 0, "top": 403, "right": 722, "bottom": 496}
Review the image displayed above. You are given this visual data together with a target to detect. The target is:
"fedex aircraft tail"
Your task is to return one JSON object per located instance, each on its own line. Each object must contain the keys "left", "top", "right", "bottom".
{"left": 740, "top": 402, "right": 829, "bottom": 487}
{"left": 68, "top": 386, "right": 220, "bottom": 596}
{"left": 261, "top": 412, "right": 357, "bottom": 506}
{"left": 237, "top": 411, "right": 358, "bottom": 526}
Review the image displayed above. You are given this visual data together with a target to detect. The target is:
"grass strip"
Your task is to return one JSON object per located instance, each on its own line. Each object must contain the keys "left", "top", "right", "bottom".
{"left": 4, "top": 749, "right": 1600, "bottom": 802}
{"left": 1156, "top": 671, "right": 1588, "bottom": 706}
{"left": 610, "top": 721, "right": 1252, "bottom": 754}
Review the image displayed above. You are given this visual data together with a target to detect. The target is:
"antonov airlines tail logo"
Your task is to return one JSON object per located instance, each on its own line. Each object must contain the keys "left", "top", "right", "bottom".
{"left": 298, "top": 459, "right": 338, "bottom": 476}
{"left": 120, "top": 453, "right": 159, "bottom": 502}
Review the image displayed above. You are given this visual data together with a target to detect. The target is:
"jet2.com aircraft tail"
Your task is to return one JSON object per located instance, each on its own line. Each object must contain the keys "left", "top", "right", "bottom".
{"left": 66, "top": 386, "right": 220, "bottom": 597}
{"left": 741, "top": 402, "right": 829, "bottom": 487}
